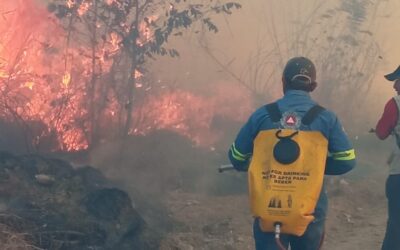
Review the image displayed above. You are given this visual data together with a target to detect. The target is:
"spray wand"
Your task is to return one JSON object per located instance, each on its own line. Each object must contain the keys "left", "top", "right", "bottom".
{"left": 218, "top": 164, "right": 235, "bottom": 173}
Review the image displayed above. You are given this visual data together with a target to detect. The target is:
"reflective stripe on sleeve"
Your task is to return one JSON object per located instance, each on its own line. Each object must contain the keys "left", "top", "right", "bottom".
{"left": 331, "top": 149, "right": 356, "bottom": 161}
{"left": 230, "top": 143, "right": 251, "bottom": 162}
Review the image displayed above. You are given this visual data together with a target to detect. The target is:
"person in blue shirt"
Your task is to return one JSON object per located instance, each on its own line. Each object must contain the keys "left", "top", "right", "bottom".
{"left": 228, "top": 57, "right": 356, "bottom": 250}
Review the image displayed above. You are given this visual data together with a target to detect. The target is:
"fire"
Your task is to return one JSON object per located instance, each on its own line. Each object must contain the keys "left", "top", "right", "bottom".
{"left": 62, "top": 72, "right": 71, "bottom": 88}
{"left": 132, "top": 82, "right": 253, "bottom": 146}
{"left": 110, "top": 32, "right": 121, "bottom": 48}
{"left": 0, "top": 0, "right": 89, "bottom": 151}
{"left": 0, "top": 0, "right": 251, "bottom": 152}
{"left": 66, "top": 0, "right": 74, "bottom": 9}
{"left": 99, "top": 32, "right": 122, "bottom": 65}
{"left": 77, "top": 1, "right": 91, "bottom": 16}
{"left": 0, "top": 70, "right": 8, "bottom": 79}
{"left": 65, "top": 0, "right": 90, "bottom": 16}
{"left": 137, "top": 15, "right": 158, "bottom": 47}
{"left": 24, "top": 81, "right": 35, "bottom": 90}
{"left": 105, "top": 0, "right": 116, "bottom": 5}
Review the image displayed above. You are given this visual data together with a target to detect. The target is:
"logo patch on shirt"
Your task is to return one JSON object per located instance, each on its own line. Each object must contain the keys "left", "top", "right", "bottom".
{"left": 281, "top": 111, "right": 301, "bottom": 129}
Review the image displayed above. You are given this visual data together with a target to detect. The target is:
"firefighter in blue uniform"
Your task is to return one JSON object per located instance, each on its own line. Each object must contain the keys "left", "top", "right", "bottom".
{"left": 228, "top": 57, "right": 356, "bottom": 250}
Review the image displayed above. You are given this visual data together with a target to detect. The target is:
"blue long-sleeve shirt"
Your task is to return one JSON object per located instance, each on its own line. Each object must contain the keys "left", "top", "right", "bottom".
{"left": 228, "top": 90, "right": 356, "bottom": 220}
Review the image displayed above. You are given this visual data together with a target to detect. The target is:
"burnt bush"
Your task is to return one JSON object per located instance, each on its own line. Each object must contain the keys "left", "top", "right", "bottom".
{"left": 0, "top": 152, "right": 159, "bottom": 249}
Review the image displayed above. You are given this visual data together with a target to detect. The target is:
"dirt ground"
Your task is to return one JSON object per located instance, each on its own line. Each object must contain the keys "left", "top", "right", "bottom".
{"left": 159, "top": 167, "right": 388, "bottom": 250}
{"left": 92, "top": 132, "right": 391, "bottom": 250}
{"left": 159, "top": 179, "right": 387, "bottom": 250}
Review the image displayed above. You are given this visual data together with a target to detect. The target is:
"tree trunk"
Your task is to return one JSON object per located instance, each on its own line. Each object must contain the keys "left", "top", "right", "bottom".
{"left": 122, "top": 0, "right": 140, "bottom": 137}
{"left": 88, "top": 0, "right": 99, "bottom": 148}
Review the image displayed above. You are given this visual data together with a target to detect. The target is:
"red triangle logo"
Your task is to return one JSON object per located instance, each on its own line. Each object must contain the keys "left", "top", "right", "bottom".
{"left": 286, "top": 116, "right": 296, "bottom": 125}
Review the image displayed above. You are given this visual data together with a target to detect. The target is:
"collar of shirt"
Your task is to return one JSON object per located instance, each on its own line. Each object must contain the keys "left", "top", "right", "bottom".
{"left": 277, "top": 89, "right": 316, "bottom": 111}
{"left": 283, "top": 89, "right": 311, "bottom": 98}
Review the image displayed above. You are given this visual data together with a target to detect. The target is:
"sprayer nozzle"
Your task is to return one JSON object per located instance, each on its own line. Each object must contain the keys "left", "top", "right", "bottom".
{"left": 273, "top": 222, "right": 287, "bottom": 250}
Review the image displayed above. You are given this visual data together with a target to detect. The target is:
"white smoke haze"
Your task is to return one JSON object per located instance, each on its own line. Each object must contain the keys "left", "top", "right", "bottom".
{"left": 153, "top": 0, "right": 400, "bottom": 133}
{"left": 92, "top": 2, "right": 398, "bottom": 248}
{"left": 0, "top": 0, "right": 399, "bottom": 248}
{"left": 3, "top": 0, "right": 398, "bottom": 149}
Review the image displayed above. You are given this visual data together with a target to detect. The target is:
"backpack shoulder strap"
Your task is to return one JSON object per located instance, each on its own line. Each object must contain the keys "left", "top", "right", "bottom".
{"left": 265, "top": 102, "right": 282, "bottom": 123}
{"left": 302, "top": 105, "right": 325, "bottom": 126}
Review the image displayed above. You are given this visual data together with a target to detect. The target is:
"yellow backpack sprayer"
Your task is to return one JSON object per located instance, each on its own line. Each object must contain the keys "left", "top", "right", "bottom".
{"left": 220, "top": 104, "right": 327, "bottom": 250}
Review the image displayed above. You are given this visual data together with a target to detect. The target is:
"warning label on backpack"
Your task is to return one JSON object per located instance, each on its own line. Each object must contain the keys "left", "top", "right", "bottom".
{"left": 249, "top": 129, "right": 328, "bottom": 236}
{"left": 262, "top": 169, "right": 310, "bottom": 185}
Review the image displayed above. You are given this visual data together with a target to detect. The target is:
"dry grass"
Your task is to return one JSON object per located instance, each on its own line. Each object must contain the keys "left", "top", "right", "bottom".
{"left": 0, "top": 222, "right": 40, "bottom": 250}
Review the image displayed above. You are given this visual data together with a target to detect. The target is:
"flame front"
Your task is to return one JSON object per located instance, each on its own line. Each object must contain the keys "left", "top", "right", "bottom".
{"left": 0, "top": 0, "right": 252, "bottom": 152}
{"left": 132, "top": 83, "right": 253, "bottom": 146}
{"left": 0, "top": 0, "right": 93, "bottom": 151}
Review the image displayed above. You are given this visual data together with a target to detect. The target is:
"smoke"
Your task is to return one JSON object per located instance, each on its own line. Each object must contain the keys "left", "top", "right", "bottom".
{"left": 151, "top": 0, "right": 399, "bottom": 134}
{"left": 1, "top": 2, "right": 397, "bottom": 246}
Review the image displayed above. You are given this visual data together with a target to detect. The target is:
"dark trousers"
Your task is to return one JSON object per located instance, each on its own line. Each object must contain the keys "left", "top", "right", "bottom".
{"left": 253, "top": 218, "right": 325, "bottom": 250}
{"left": 382, "top": 174, "right": 400, "bottom": 250}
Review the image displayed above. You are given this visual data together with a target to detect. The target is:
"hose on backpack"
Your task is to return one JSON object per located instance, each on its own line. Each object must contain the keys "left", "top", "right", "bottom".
{"left": 274, "top": 223, "right": 287, "bottom": 250}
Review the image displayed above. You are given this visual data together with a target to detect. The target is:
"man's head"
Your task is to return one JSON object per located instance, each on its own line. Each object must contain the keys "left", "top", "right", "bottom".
{"left": 282, "top": 57, "right": 317, "bottom": 93}
{"left": 384, "top": 66, "right": 400, "bottom": 95}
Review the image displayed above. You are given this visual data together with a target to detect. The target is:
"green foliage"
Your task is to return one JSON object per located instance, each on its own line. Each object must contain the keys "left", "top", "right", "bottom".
{"left": 48, "top": 0, "right": 241, "bottom": 62}
{"left": 45, "top": 0, "right": 241, "bottom": 142}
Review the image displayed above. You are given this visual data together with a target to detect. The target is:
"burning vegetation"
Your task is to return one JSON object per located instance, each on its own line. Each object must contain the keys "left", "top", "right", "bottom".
{"left": 0, "top": 0, "right": 395, "bottom": 249}
{"left": 0, "top": 0, "right": 246, "bottom": 249}
{"left": 0, "top": 0, "right": 244, "bottom": 153}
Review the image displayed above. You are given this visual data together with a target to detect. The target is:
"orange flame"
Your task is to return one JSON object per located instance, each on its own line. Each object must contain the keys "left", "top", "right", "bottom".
{"left": 77, "top": 1, "right": 91, "bottom": 16}
{"left": 137, "top": 15, "right": 158, "bottom": 46}
{"left": 0, "top": 0, "right": 89, "bottom": 151}
{"left": 132, "top": 82, "right": 253, "bottom": 146}
{"left": 105, "top": 0, "right": 116, "bottom": 5}
{"left": 62, "top": 72, "right": 71, "bottom": 88}
{"left": 66, "top": 0, "right": 75, "bottom": 9}
{"left": 0, "top": 0, "right": 253, "bottom": 152}
{"left": 24, "top": 81, "right": 34, "bottom": 90}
